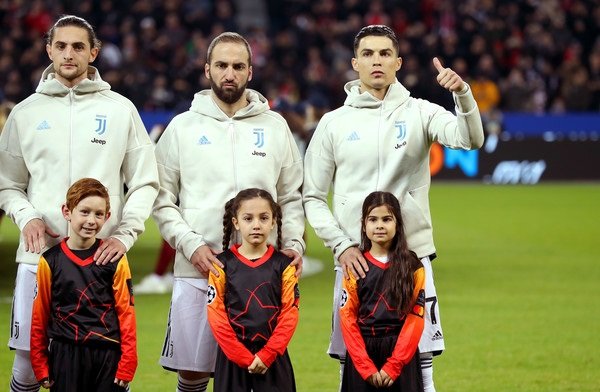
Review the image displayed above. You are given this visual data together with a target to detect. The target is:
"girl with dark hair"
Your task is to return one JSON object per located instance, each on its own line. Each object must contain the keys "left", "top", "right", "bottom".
{"left": 339, "top": 191, "right": 426, "bottom": 391}
{"left": 207, "top": 188, "right": 299, "bottom": 392}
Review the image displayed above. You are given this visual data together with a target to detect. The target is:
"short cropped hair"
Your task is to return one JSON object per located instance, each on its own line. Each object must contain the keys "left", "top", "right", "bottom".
{"left": 65, "top": 178, "right": 110, "bottom": 213}
{"left": 353, "top": 25, "right": 399, "bottom": 56}
{"left": 207, "top": 32, "right": 252, "bottom": 65}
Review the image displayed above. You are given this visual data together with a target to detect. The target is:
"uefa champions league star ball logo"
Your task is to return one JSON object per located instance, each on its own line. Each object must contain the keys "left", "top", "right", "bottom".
{"left": 207, "top": 284, "right": 216, "bottom": 304}
{"left": 339, "top": 289, "right": 348, "bottom": 308}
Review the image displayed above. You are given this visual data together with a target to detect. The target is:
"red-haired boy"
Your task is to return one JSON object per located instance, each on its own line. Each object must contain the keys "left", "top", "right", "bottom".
{"left": 30, "top": 178, "right": 137, "bottom": 391}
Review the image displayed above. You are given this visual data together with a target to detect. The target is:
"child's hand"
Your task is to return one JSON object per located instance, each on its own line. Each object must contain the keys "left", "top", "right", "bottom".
{"left": 40, "top": 378, "right": 54, "bottom": 389}
{"left": 367, "top": 372, "right": 383, "bottom": 387}
{"left": 114, "top": 378, "right": 129, "bottom": 388}
{"left": 378, "top": 369, "right": 394, "bottom": 388}
{"left": 248, "top": 355, "right": 268, "bottom": 375}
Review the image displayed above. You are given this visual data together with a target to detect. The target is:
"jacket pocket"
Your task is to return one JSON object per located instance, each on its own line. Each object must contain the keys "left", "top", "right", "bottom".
{"left": 401, "top": 185, "right": 432, "bottom": 235}
{"left": 333, "top": 193, "right": 362, "bottom": 241}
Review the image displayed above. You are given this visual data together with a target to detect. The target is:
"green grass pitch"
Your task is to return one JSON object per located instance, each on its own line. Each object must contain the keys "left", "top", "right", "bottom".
{"left": 1, "top": 183, "right": 598, "bottom": 391}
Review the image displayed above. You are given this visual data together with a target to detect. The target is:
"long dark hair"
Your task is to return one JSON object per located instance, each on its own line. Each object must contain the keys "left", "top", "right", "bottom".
{"left": 360, "top": 191, "right": 420, "bottom": 317}
{"left": 222, "top": 188, "right": 282, "bottom": 250}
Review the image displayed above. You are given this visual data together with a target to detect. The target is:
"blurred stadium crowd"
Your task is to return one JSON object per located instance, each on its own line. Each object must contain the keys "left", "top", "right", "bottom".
{"left": 1, "top": 0, "right": 599, "bottom": 125}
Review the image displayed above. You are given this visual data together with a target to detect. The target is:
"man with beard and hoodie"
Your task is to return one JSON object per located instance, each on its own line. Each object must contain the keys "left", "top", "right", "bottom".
{"left": 0, "top": 15, "right": 159, "bottom": 392}
{"left": 152, "top": 32, "right": 304, "bottom": 392}
{"left": 303, "top": 25, "right": 484, "bottom": 392}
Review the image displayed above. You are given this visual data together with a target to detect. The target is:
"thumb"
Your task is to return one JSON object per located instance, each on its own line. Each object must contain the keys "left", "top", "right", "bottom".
{"left": 45, "top": 226, "right": 60, "bottom": 238}
{"left": 433, "top": 57, "right": 444, "bottom": 73}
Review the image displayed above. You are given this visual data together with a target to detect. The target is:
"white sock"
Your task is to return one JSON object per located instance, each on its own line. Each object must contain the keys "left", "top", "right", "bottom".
{"left": 420, "top": 352, "right": 436, "bottom": 392}
{"left": 10, "top": 350, "right": 39, "bottom": 392}
{"left": 177, "top": 375, "right": 209, "bottom": 392}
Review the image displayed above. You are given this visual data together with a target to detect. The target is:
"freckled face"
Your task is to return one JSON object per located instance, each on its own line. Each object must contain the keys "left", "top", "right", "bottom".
{"left": 63, "top": 196, "right": 109, "bottom": 247}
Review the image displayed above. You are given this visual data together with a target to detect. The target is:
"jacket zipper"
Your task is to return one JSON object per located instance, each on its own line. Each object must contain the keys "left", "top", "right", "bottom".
{"left": 376, "top": 103, "right": 383, "bottom": 189}
{"left": 229, "top": 119, "right": 238, "bottom": 193}
{"left": 68, "top": 89, "right": 74, "bottom": 233}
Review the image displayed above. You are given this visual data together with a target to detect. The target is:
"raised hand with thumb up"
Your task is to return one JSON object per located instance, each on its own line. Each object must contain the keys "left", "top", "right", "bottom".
{"left": 433, "top": 57, "right": 466, "bottom": 93}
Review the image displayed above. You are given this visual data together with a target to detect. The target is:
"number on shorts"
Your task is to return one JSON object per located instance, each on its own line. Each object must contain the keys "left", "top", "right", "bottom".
{"left": 425, "top": 296, "right": 438, "bottom": 324}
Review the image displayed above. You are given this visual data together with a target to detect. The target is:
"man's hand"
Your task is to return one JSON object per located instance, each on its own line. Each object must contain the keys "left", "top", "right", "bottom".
{"left": 339, "top": 246, "right": 368, "bottom": 280}
{"left": 281, "top": 248, "right": 302, "bottom": 277}
{"left": 94, "top": 237, "right": 127, "bottom": 265}
{"left": 22, "top": 219, "right": 59, "bottom": 254}
{"left": 433, "top": 57, "right": 465, "bottom": 93}
{"left": 190, "top": 245, "right": 223, "bottom": 278}
{"left": 248, "top": 355, "right": 268, "bottom": 375}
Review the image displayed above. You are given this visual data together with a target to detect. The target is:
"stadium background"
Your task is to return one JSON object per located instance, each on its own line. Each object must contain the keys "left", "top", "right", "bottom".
{"left": 1, "top": 0, "right": 599, "bottom": 390}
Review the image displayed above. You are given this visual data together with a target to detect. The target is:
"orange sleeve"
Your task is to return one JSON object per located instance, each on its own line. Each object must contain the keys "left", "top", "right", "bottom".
{"left": 113, "top": 256, "right": 138, "bottom": 382}
{"left": 339, "top": 273, "right": 378, "bottom": 380}
{"left": 30, "top": 256, "right": 52, "bottom": 382}
{"left": 256, "top": 263, "right": 299, "bottom": 367}
{"left": 381, "top": 267, "right": 426, "bottom": 381}
{"left": 207, "top": 265, "right": 255, "bottom": 368}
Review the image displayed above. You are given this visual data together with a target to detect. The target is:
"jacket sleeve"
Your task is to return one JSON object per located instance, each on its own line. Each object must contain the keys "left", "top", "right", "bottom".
{"left": 256, "top": 263, "right": 300, "bottom": 367}
{"left": 0, "top": 111, "right": 44, "bottom": 230}
{"left": 339, "top": 272, "right": 378, "bottom": 380}
{"left": 207, "top": 265, "right": 255, "bottom": 368}
{"left": 424, "top": 83, "right": 484, "bottom": 150}
{"left": 381, "top": 267, "right": 426, "bottom": 381}
{"left": 111, "top": 103, "right": 159, "bottom": 251}
{"left": 303, "top": 119, "right": 359, "bottom": 260}
{"left": 113, "top": 256, "right": 137, "bottom": 382}
{"left": 30, "top": 256, "right": 52, "bottom": 382}
{"left": 277, "top": 124, "right": 305, "bottom": 256}
{"left": 152, "top": 121, "right": 205, "bottom": 261}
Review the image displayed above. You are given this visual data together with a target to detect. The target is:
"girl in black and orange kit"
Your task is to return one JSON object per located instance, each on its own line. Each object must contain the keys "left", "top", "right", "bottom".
{"left": 207, "top": 188, "right": 299, "bottom": 392}
{"left": 339, "top": 191, "right": 426, "bottom": 391}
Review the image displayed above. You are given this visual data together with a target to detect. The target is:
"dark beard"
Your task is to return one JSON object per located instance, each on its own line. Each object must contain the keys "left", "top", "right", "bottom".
{"left": 210, "top": 78, "right": 247, "bottom": 104}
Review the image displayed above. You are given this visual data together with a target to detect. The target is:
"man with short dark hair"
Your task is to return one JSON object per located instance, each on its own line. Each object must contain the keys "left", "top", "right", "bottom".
{"left": 153, "top": 32, "right": 304, "bottom": 392}
{"left": 303, "top": 25, "right": 484, "bottom": 391}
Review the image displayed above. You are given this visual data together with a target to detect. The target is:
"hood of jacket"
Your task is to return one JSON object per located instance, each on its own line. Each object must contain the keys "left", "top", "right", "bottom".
{"left": 189, "top": 88, "right": 270, "bottom": 120}
{"left": 35, "top": 64, "right": 111, "bottom": 96}
{"left": 343, "top": 79, "right": 411, "bottom": 110}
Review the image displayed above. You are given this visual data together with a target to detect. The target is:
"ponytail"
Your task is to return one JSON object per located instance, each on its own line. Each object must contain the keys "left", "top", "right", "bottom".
{"left": 222, "top": 198, "right": 236, "bottom": 250}
{"left": 275, "top": 203, "right": 283, "bottom": 250}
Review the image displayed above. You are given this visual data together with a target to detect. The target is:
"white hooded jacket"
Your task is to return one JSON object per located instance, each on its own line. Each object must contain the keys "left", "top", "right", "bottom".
{"left": 303, "top": 79, "right": 484, "bottom": 262}
{"left": 0, "top": 65, "right": 159, "bottom": 264}
{"left": 153, "top": 89, "right": 305, "bottom": 279}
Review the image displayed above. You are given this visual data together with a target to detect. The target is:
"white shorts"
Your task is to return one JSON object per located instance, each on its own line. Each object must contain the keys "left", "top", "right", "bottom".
{"left": 328, "top": 256, "right": 445, "bottom": 359}
{"left": 159, "top": 278, "right": 217, "bottom": 373}
{"left": 8, "top": 264, "right": 38, "bottom": 351}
